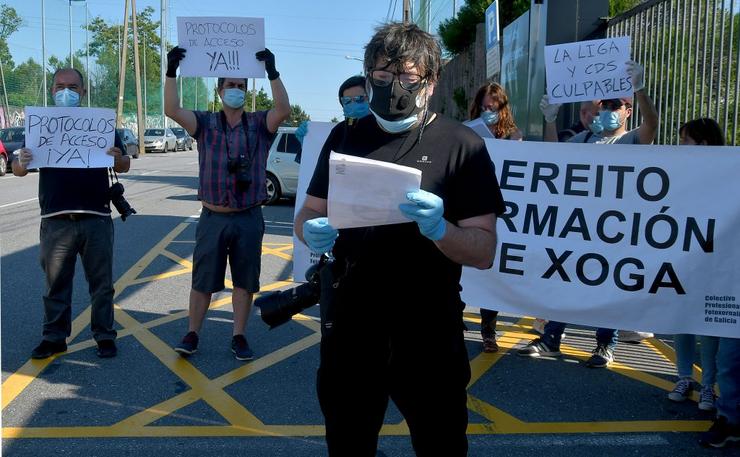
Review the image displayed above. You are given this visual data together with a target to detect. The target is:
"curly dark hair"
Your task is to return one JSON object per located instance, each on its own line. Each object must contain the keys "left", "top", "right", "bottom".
{"left": 469, "top": 82, "right": 519, "bottom": 139}
{"left": 363, "top": 22, "right": 441, "bottom": 83}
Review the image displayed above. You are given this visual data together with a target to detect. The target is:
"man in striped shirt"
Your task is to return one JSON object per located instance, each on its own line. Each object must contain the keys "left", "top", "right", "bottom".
{"left": 164, "top": 46, "right": 291, "bottom": 361}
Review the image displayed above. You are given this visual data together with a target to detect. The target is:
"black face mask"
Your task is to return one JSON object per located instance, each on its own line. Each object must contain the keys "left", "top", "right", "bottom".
{"left": 368, "top": 79, "right": 426, "bottom": 121}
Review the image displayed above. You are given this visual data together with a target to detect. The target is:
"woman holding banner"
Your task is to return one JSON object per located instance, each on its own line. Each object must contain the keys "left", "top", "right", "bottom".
{"left": 468, "top": 82, "right": 521, "bottom": 352}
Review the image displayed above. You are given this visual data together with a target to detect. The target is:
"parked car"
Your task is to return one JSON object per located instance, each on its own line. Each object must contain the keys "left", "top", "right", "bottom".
{"left": 0, "top": 127, "right": 25, "bottom": 171}
{"left": 265, "top": 126, "right": 301, "bottom": 205}
{"left": 143, "top": 128, "right": 177, "bottom": 153}
{"left": 116, "top": 128, "right": 140, "bottom": 158}
{"left": 170, "top": 127, "right": 194, "bottom": 151}
{"left": 0, "top": 139, "right": 8, "bottom": 175}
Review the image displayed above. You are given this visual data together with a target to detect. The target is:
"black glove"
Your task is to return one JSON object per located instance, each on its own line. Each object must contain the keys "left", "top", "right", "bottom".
{"left": 256, "top": 48, "right": 280, "bottom": 80}
{"left": 166, "top": 46, "right": 186, "bottom": 78}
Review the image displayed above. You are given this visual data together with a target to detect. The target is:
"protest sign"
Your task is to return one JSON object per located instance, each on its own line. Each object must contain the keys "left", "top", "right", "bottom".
{"left": 544, "top": 36, "right": 632, "bottom": 104}
{"left": 461, "top": 139, "right": 740, "bottom": 338}
{"left": 292, "top": 121, "right": 335, "bottom": 282}
{"left": 24, "top": 106, "right": 116, "bottom": 169}
{"left": 177, "top": 17, "right": 265, "bottom": 78}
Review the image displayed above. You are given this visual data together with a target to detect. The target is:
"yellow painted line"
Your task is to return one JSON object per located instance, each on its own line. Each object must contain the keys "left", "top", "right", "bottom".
{"left": 160, "top": 249, "right": 194, "bottom": 269}
{"left": 645, "top": 337, "right": 704, "bottom": 382}
{"left": 1, "top": 224, "right": 188, "bottom": 410}
{"left": 262, "top": 243, "right": 292, "bottom": 247}
{"left": 127, "top": 268, "right": 192, "bottom": 285}
{"left": 467, "top": 394, "right": 526, "bottom": 431}
{"left": 262, "top": 246, "right": 293, "bottom": 261}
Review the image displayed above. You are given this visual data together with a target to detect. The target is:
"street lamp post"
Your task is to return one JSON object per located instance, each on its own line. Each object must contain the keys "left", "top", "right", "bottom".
{"left": 41, "top": 0, "right": 47, "bottom": 105}
{"left": 68, "top": 1, "right": 73, "bottom": 67}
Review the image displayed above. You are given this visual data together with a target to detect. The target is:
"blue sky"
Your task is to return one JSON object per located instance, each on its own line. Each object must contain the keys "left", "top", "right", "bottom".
{"left": 6, "top": 0, "right": 458, "bottom": 121}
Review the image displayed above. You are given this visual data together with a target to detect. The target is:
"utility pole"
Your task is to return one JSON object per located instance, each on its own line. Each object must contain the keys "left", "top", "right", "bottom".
{"left": 131, "top": 0, "right": 145, "bottom": 156}
{"left": 0, "top": 58, "right": 9, "bottom": 119}
{"left": 194, "top": 77, "right": 197, "bottom": 110}
{"left": 403, "top": 0, "right": 411, "bottom": 24}
{"left": 85, "top": 4, "right": 89, "bottom": 106}
{"left": 69, "top": 0, "right": 73, "bottom": 67}
{"left": 251, "top": 78, "right": 256, "bottom": 112}
{"left": 115, "top": 0, "right": 131, "bottom": 128}
{"left": 143, "top": 33, "right": 147, "bottom": 120}
{"left": 41, "top": 0, "right": 47, "bottom": 106}
{"left": 160, "top": 0, "right": 166, "bottom": 128}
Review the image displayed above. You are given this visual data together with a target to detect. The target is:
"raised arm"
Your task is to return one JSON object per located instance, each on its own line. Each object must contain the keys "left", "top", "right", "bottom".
{"left": 257, "top": 49, "right": 291, "bottom": 134}
{"left": 164, "top": 47, "right": 198, "bottom": 136}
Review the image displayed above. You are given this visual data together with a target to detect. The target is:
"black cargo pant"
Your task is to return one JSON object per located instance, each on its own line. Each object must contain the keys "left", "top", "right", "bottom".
{"left": 39, "top": 214, "right": 117, "bottom": 343}
{"left": 317, "top": 268, "right": 470, "bottom": 456}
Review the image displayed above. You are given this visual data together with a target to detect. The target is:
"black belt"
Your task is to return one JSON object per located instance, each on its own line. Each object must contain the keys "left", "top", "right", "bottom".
{"left": 48, "top": 213, "right": 101, "bottom": 221}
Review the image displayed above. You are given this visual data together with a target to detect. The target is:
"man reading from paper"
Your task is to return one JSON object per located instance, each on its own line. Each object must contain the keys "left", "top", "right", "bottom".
{"left": 295, "top": 22, "right": 505, "bottom": 456}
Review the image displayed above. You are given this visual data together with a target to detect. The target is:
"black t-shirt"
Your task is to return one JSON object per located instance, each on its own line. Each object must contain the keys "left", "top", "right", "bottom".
{"left": 307, "top": 114, "right": 505, "bottom": 296}
{"left": 31, "top": 132, "right": 126, "bottom": 216}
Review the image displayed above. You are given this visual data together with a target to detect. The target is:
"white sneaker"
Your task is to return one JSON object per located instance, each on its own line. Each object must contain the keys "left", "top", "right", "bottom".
{"left": 619, "top": 330, "right": 654, "bottom": 343}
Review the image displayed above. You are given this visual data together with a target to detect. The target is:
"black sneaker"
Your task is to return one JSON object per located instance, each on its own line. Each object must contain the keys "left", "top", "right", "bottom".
{"left": 231, "top": 334, "right": 254, "bottom": 361}
{"left": 517, "top": 338, "right": 561, "bottom": 357}
{"left": 699, "top": 416, "right": 740, "bottom": 448}
{"left": 30, "top": 339, "right": 67, "bottom": 359}
{"left": 96, "top": 339, "right": 117, "bottom": 358}
{"left": 585, "top": 344, "right": 614, "bottom": 368}
{"left": 174, "top": 331, "right": 199, "bottom": 356}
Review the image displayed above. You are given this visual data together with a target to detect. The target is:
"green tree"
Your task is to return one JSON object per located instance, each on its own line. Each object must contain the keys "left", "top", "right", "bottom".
{"left": 287, "top": 104, "right": 310, "bottom": 126}
{"left": 610, "top": 0, "right": 643, "bottom": 17}
{"left": 438, "top": 0, "right": 528, "bottom": 55}
{"left": 0, "top": 3, "right": 22, "bottom": 68}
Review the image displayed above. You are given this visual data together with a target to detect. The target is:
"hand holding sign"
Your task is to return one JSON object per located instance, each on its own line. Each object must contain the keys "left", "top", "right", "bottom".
{"left": 625, "top": 60, "right": 644, "bottom": 91}
{"left": 255, "top": 48, "right": 279, "bottom": 80}
{"left": 166, "top": 46, "right": 186, "bottom": 78}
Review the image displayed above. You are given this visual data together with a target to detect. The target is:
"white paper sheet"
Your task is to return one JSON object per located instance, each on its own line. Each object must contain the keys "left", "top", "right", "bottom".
{"left": 327, "top": 152, "right": 422, "bottom": 229}
{"left": 463, "top": 118, "right": 495, "bottom": 139}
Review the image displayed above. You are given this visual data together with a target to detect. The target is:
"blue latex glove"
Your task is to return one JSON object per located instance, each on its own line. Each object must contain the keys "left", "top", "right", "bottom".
{"left": 399, "top": 190, "right": 447, "bottom": 241}
{"left": 295, "top": 121, "right": 309, "bottom": 145}
{"left": 303, "top": 217, "right": 338, "bottom": 254}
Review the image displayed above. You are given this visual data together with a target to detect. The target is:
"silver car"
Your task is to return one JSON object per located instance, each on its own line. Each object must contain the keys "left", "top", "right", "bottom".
{"left": 265, "top": 126, "right": 301, "bottom": 205}
{"left": 144, "top": 128, "right": 177, "bottom": 153}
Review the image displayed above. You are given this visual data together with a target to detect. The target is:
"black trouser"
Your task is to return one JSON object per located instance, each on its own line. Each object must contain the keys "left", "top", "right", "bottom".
{"left": 480, "top": 309, "right": 499, "bottom": 338}
{"left": 39, "top": 215, "right": 116, "bottom": 343}
{"left": 317, "top": 271, "right": 470, "bottom": 456}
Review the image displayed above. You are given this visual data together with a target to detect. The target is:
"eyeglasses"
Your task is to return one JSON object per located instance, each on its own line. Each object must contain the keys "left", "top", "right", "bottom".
{"left": 340, "top": 95, "right": 367, "bottom": 106}
{"left": 369, "top": 69, "right": 424, "bottom": 90}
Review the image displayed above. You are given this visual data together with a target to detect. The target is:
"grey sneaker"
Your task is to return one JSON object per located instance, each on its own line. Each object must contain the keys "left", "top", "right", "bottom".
{"left": 619, "top": 330, "right": 654, "bottom": 343}
{"left": 585, "top": 344, "right": 614, "bottom": 368}
{"left": 668, "top": 377, "right": 693, "bottom": 402}
{"left": 698, "top": 385, "right": 716, "bottom": 411}
{"left": 517, "top": 338, "right": 561, "bottom": 357}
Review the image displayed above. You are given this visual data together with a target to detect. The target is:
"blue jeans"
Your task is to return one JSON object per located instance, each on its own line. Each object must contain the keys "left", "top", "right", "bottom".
{"left": 542, "top": 321, "right": 618, "bottom": 350}
{"left": 716, "top": 337, "right": 740, "bottom": 425}
{"left": 673, "top": 334, "right": 719, "bottom": 387}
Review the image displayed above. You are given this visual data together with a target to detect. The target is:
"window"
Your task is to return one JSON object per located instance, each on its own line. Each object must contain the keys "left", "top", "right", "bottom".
{"left": 276, "top": 133, "right": 301, "bottom": 155}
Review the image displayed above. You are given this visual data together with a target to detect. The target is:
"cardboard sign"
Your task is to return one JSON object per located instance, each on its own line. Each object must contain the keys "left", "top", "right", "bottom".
{"left": 544, "top": 36, "right": 632, "bottom": 104}
{"left": 24, "top": 106, "right": 115, "bottom": 169}
{"left": 177, "top": 17, "right": 266, "bottom": 78}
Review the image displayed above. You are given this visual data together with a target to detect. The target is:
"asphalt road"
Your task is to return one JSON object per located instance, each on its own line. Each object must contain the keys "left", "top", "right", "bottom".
{"left": 0, "top": 150, "right": 734, "bottom": 456}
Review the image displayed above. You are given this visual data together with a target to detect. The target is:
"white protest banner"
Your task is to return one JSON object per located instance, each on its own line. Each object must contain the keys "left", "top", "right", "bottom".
{"left": 485, "top": 1, "right": 500, "bottom": 79}
{"left": 461, "top": 139, "right": 740, "bottom": 338}
{"left": 292, "top": 122, "right": 335, "bottom": 283}
{"left": 177, "top": 17, "right": 265, "bottom": 78}
{"left": 544, "top": 36, "right": 632, "bottom": 104}
{"left": 24, "top": 106, "right": 115, "bottom": 169}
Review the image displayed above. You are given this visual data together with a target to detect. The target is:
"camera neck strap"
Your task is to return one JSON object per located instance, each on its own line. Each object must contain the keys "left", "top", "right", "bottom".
{"left": 219, "top": 110, "right": 251, "bottom": 162}
{"left": 108, "top": 168, "right": 119, "bottom": 184}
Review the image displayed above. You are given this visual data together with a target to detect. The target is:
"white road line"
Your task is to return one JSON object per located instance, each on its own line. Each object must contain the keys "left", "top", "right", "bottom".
{"left": 140, "top": 170, "right": 160, "bottom": 176}
{"left": 0, "top": 197, "right": 38, "bottom": 209}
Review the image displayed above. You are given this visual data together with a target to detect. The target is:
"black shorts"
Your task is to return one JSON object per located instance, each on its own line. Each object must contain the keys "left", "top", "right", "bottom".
{"left": 192, "top": 206, "right": 264, "bottom": 294}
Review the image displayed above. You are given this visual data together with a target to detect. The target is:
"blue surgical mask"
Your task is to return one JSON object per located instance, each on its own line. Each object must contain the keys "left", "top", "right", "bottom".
{"left": 480, "top": 110, "right": 499, "bottom": 126}
{"left": 370, "top": 108, "right": 419, "bottom": 133}
{"left": 54, "top": 88, "right": 81, "bottom": 107}
{"left": 343, "top": 101, "right": 370, "bottom": 119}
{"left": 222, "top": 88, "right": 245, "bottom": 109}
{"left": 598, "top": 110, "right": 623, "bottom": 131}
{"left": 588, "top": 116, "right": 604, "bottom": 134}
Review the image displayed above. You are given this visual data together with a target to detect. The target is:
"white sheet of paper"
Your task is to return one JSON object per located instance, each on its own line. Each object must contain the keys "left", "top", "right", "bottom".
{"left": 327, "top": 152, "right": 422, "bottom": 229}
{"left": 463, "top": 118, "right": 495, "bottom": 139}
{"left": 177, "top": 17, "right": 266, "bottom": 78}
{"left": 25, "top": 106, "right": 115, "bottom": 169}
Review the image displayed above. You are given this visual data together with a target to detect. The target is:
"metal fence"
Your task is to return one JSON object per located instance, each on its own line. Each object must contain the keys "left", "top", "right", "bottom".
{"left": 608, "top": 0, "right": 740, "bottom": 145}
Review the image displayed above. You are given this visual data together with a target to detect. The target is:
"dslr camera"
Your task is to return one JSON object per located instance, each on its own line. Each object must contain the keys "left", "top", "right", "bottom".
{"left": 227, "top": 157, "right": 252, "bottom": 191}
{"left": 109, "top": 182, "right": 137, "bottom": 221}
{"left": 255, "top": 255, "right": 330, "bottom": 329}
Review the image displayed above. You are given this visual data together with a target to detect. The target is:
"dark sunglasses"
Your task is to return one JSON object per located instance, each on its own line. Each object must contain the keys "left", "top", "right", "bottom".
{"left": 340, "top": 95, "right": 367, "bottom": 106}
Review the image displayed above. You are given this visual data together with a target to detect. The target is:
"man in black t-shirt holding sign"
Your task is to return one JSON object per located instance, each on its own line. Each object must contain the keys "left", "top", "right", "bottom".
{"left": 13, "top": 68, "right": 130, "bottom": 360}
{"left": 295, "top": 23, "right": 505, "bottom": 456}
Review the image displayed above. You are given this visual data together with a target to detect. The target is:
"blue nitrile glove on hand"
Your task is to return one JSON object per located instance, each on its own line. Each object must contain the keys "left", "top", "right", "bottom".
{"left": 303, "top": 217, "right": 338, "bottom": 254}
{"left": 399, "top": 190, "right": 447, "bottom": 241}
{"left": 295, "top": 121, "right": 309, "bottom": 145}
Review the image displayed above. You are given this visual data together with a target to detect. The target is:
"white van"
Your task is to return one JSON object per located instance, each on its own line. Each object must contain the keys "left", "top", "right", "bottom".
{"left": 265, "top": 126, "right": 301, "bottom": 205}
